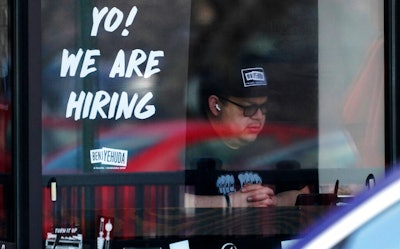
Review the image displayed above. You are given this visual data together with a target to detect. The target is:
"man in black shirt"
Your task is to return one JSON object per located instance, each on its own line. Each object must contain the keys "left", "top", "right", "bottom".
{"left": 185, "top": 66, "right": 310, "bottom": 207}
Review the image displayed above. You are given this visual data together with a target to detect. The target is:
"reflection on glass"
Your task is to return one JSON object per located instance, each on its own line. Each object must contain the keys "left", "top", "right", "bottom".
{"left": 319, "top": 0, "right": 385, "bottom": 195}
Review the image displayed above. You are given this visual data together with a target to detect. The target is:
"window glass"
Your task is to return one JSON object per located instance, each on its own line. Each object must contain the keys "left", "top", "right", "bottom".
{"left": 41, "top": 0, "right": 385, "bottom": 247}
{"left": 318, "top": 0, "right": 385, "bottom": 194}
{"left": 42, "top": 0, "right": 190, "bottom": 174}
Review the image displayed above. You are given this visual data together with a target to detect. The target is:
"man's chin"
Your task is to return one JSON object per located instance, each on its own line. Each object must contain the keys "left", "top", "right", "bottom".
{"left": 224, "top": 135, "right": 258, "bottom": 149}
{"left": 240, "top": 134, "right": 259, "bottom": 144}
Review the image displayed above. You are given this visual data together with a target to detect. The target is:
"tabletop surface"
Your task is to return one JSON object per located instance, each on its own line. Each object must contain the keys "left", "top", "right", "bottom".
{"left": 103, "top": 206, "right": 331, "bottom": 239}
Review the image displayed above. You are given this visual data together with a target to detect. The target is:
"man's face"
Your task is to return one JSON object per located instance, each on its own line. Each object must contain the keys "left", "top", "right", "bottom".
{"left": 218, "top": 96, "right": 267, "bottom": 148}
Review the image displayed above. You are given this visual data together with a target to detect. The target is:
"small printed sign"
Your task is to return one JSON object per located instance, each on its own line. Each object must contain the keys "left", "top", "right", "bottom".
{"left": 90, "top": 147, "right": 128, "bottom": 169}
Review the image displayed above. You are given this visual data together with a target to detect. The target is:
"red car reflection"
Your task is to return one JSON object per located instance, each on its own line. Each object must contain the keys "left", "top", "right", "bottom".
{"left": 42, "top": 119, "right": 317, "bottom": 174}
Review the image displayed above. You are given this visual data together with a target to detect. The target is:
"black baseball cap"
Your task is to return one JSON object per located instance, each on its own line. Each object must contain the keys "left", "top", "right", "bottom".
{"left": 201, "top": 65, "right": 269, "bottom": 99}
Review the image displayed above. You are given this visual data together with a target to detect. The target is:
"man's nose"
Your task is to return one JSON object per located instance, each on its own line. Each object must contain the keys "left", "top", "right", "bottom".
{"left": 251, "top": 107, "right": 265, "bottom": 119}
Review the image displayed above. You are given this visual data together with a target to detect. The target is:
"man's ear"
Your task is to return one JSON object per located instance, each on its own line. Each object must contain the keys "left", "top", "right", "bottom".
{"left": 208, "top": 95, "right": 220, "bottom": 116}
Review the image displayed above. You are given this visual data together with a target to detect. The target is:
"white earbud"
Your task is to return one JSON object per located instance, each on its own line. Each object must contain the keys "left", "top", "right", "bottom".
{"left": 215, "top": 104, "right": 221, "bottom": 111}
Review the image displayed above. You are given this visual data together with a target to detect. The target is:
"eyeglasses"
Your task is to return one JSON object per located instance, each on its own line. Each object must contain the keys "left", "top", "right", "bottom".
{"left": 219, "top": 96, "right": 268, "bottom": 117}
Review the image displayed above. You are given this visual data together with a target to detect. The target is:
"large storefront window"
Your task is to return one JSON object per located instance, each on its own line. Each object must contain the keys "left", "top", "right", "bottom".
{"left": 40, "top": 1, "right": 386, "bottom": 248}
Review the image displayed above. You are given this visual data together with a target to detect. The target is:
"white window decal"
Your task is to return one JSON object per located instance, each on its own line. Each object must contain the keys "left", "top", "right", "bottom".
{"left": 90, "top": 147, "right": 128, "bottom": 169}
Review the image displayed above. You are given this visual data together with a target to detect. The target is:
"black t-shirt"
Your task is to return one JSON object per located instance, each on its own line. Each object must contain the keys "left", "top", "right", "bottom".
{"left": 185, "top": 130, "right": 308, "bottom": 195}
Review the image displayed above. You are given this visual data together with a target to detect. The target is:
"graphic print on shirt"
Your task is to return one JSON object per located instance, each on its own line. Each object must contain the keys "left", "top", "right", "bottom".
{"left": 216, "top": 171, "right": 262, "bottom": 195}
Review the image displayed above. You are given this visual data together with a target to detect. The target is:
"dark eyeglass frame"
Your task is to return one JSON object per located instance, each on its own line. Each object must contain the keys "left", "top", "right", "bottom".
{"left": 219, "top": 96, "right": 268, "bottom": 117}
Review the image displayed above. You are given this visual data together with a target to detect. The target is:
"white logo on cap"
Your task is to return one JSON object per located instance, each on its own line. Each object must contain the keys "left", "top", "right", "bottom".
{"left": 241, "top": 67, "right": 267, "bottom": 87}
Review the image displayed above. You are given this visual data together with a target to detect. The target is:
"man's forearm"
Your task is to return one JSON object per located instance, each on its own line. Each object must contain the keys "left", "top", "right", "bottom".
{"left": 275, "top": 190, "right": 302, "bottom": 206}
{"left": 184, "top": 193, "right": 228, "bottom": 208}
{"left": 276, "top": 186, "right": 310, "bottom": 206}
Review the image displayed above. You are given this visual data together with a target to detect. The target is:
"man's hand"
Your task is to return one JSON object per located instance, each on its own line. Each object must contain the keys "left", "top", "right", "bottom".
{"left": 230, "top": 184, "right": 276, "bottom": 207}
